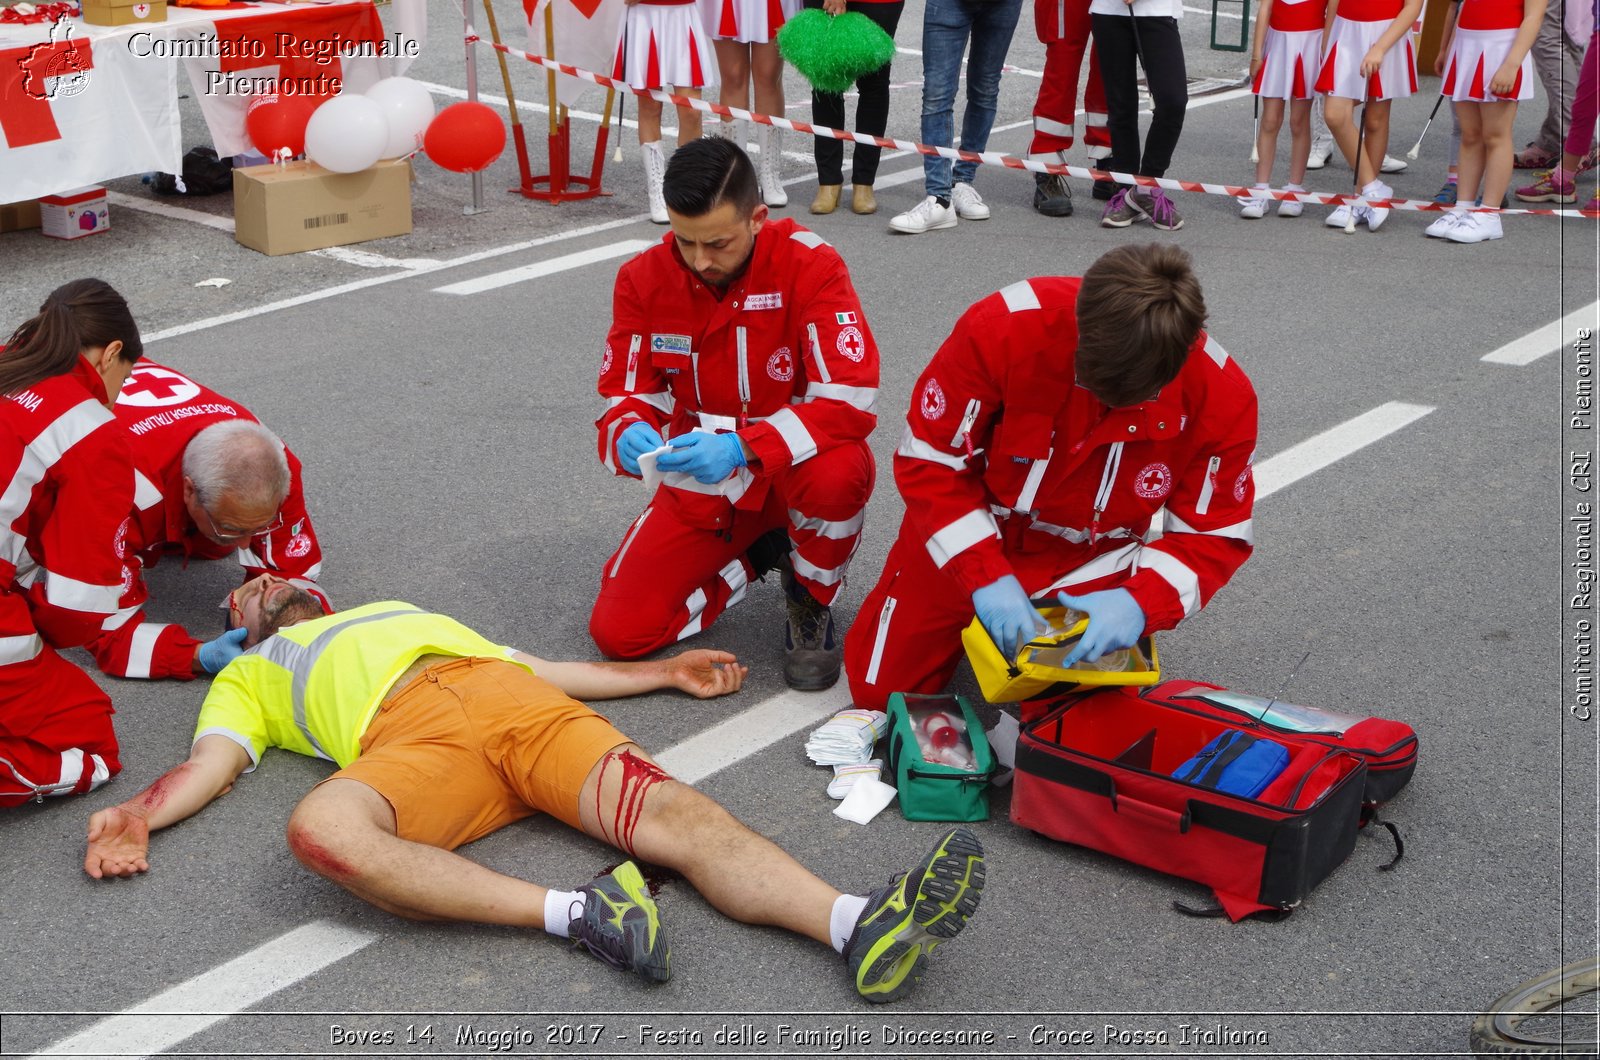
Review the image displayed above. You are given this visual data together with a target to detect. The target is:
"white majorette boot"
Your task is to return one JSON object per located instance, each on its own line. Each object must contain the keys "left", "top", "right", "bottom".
{"left": 641, "top": 141, "right": 669, "bottom": 224}
{"left": 757, "top": 125, "right": 787, "bottom": 207}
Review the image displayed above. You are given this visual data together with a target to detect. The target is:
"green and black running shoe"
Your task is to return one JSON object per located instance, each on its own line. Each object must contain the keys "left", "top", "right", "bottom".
{"left": 843, "top": 827, "right": 986, "bottom": 1003}
{"left": 569, "top": 861, "right": 671, "bottom": 983}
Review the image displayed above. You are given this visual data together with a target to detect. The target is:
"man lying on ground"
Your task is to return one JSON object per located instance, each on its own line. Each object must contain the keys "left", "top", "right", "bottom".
{"left": 82, "top": 575, "right": 986, "bottom": 1003}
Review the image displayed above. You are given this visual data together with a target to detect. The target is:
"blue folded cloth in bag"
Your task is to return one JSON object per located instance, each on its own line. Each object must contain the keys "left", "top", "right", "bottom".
{"left": 1172, "top": 730, "right": 1290, "bottom": 798}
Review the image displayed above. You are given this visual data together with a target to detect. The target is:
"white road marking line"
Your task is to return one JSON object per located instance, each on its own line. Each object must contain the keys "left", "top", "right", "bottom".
{"left": 433, "top": 239, "right": 652, "bottom": 295}
{"left": 655, "top": 688, "right": 851, "bottom": 785}
{"left": 1253, "top": 402, "right": 1435, "bottom": 500}
{"left": 311, "top": 245, "right": 442, "bottom": 270}
{"left": 143, "top": 213, "right": 654, "bottom": 344}
{"left": 105, "top": 191, "right": 234, "bottom": 232}
{"left": 1481, "top": 301, "right": 1600, "bottom": 365}
{"left": 26, "top": 920, "right": 375, "bottom": 1060}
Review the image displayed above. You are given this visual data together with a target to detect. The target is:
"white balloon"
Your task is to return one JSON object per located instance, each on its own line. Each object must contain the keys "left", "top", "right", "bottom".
{"left": 303, "top": 95, "right": 389, "bottom": 174}
{"left": 365, "top": 76, "right": 436, "bottom": 159}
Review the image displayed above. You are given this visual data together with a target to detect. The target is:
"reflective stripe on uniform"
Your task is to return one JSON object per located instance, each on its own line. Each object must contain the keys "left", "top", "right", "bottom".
{"left": 0, "top": 633, "right": 43, "bottom": 665}
{"left": 43, "top": 569, "right": 120, "bottom": 615}
{"left": 1165, "top": 511, "right": 1255, "bottom": 544}
{"left": 1134, "top": 549, "right": 1202, "bottom": 616}
{"left": 999, "top": 280, "right": 1042, "bottom": 314}
{"left": 804, "top": 382, "right": 877, "bottom": 412}
{"left": 124, "top": 622, "right": 170, "bottom": 679}
{"left": 788, "top": 507, "right": 864, "bottom": 541}
{"left": 897, "top": 426, "right": 969, "bottom": 471}
{"left": 926, "top": 509, "right": 1000, "bottom": 568}
{"left": 0, "top": 399, "right": 115, "bottom": 570}
{"left": 766, "top": 407, "right": 819, "bottom": 463}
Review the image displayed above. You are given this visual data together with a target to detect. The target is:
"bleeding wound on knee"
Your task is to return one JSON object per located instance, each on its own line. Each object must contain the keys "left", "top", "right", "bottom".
{"left": 595, "top": 749, "right": 671, "bottom": 857}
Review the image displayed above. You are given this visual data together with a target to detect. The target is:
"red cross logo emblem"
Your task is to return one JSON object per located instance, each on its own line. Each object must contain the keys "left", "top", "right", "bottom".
{"left": 835, "top": 325, "right": 865, "bottom": 363}
{"left": 1, "top": 18, "right": 94, "bottom": 149}
{"left": 117, "top": 366, "right": 201, "bottom": 409}
{"left": 767, "top": 348, "right": 794, "bottom": 382}
{"left": 1133, "top": 462, "right": 1172, "bottom": 500}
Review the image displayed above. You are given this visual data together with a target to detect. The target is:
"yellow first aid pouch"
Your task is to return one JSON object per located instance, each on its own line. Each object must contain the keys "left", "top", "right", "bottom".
{"left": 962, "top": 605, "right": 1160, "bottom": 703}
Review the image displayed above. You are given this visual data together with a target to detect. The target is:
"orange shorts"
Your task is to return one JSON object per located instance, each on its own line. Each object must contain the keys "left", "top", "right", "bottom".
{"left": 330, "top": 657, "right": 629, "bottom": 850}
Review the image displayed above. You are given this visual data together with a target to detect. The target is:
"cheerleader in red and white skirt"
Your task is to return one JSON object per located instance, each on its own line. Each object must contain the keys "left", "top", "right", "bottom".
{"left": 1425, "top": 0, "right": 1546, "bottom": 241}
{"left": 1241, "top": 0, "right": 1328, "bottom": 217}
{"left": 1314, "top": 0, "right": 1424, "bottom": 230}
{"left": 615, "top": 0, "right": 720, "bottom": 224}
{"left": 699, "top": 0, "right": 800, "bottom": 206}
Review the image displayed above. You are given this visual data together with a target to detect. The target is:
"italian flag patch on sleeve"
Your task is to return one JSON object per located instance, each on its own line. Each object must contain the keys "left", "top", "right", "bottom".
{"left": 836, "top": 311, "right": 858, "bottom": 325}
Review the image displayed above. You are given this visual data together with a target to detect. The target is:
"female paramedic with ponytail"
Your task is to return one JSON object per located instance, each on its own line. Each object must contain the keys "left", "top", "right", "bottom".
{"left": 0, "top": 278, "right": 143, "bottom": 807}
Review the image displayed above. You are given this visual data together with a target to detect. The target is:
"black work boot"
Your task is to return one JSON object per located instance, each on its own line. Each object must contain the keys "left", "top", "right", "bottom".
{"left": 782, "top": 569, "right": 840, "bottom": 691}
{"left": 1033, "top": 172, "right": 1074, "bottom": 217}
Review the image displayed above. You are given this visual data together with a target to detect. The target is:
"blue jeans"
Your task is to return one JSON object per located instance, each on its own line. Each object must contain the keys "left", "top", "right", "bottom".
{"left": 920, "top": 0, "right": 1025, "bottom": 198}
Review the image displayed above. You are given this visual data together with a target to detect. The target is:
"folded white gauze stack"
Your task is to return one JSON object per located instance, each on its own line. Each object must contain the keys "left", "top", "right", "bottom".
{"left": 804, "top": 708, "right": 890, "bottom": 766}
{"left": 828, "top": 759, "right": 884, "bottom": 799}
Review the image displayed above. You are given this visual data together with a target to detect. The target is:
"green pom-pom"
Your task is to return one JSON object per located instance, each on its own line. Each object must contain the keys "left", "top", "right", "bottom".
{"left": 777, "top": 9, "right": 897, "bottom": 95}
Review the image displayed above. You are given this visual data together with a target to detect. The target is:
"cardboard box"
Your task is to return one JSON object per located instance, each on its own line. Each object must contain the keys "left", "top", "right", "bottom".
{"left": 0, "top": 200, "right": 41, "bottom": 234}
{"left": 81, "top": 0, "right": 168, "bottom": 26}
{"left": 233, "top": 159, "right": 413, "bottom": 256}
{"left": 39, "top": 186, "right": 109, "bottom": 240}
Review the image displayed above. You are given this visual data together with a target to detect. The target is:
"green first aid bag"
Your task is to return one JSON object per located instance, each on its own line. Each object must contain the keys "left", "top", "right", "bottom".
{"left": 885, "top": 693, "right": 996, "bottom": 822}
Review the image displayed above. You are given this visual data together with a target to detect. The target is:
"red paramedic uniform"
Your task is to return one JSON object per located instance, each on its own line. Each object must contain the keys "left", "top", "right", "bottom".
{"left": 1030, "top": 0, "right": 1112, "bottom": 161}
{"left": 843, "top": 276, "right": 1257, "bottom": 712}
{"left": 88, "top": 362, "right": 329, "bottom": 681}
{"left": 0, "top": 362, "right": 133, "bottom": 807}
{"left": 593, "top": 218, "right": 878, "bottom": 659}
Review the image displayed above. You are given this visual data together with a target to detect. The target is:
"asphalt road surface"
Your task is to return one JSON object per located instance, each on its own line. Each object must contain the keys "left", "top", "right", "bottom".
{"left": 1, "top": 1, "right": 1597, "bottom": 1057}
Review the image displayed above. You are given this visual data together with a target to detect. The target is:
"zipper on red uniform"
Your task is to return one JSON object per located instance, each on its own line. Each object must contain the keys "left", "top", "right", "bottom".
{"left": 736, "top": 325, "right": 751, "bottom": 429}
{"left": 1089, "top": 442, "right": 1124, "bottom": 544}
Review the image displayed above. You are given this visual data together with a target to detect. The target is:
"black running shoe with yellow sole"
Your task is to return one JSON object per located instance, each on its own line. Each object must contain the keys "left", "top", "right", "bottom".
{"left": 843, "top": 827, "right": 985, "bottom": 1003}
{"left": 569, "top": 861, "right": 671, "bottom": 983}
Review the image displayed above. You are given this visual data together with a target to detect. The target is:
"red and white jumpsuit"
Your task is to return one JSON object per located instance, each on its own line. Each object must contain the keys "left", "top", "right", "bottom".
{"left": 593, "top": 219, "right": 878, "bottom": 659}
{"left": 87, "top": 361, "right": 329, "bottom": 681}
{"left": 0, "top": 363, "right": 133, "bottom": 807}
{"left": 842, "top": 277, "right": 1258, "bottom": 712}
{"left": 1031, "top": 0, "right": 1112, "bottom": 162}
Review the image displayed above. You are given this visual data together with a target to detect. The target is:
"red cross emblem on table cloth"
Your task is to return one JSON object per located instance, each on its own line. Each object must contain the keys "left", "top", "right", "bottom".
{"left": 1133, "top": 462, "right": 1173, "bottom": 500}
{"left": 117, "top": 366, "right": 202, "bottom": 409}
{"left": 0, "top": 19, "right": 94, "bottom": 149}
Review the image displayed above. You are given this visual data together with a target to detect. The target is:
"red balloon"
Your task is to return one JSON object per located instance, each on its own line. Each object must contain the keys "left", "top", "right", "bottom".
{"left": 423, "top": 101, "right": 506, "bottom": 174}
{"left": 245, "top": 93, "right": 318, "bottom": 158}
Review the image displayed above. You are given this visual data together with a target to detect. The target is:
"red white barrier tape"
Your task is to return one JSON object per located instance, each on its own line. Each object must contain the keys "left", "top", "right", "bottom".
{"left": 491, "top": 41, "right": 1598, "bottom": 218}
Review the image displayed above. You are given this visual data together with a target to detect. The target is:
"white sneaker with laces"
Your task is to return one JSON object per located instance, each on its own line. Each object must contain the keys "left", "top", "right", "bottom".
{"left": 1424, "top": 209, "right": 1465, "bottom": 238}
{"left": 1325, "top": 203, "right": 1353, "bottom": 227}
{"left": 950, "top": 182, "right": 991, "bottom": 220}
{"left": 1306, "top": 134, "right": 1335, "bottom": 170}
{"left": 889, "top": 196, "right": 958, "bottom": 234}
{"left": 1238, "top": 185, "right": 1269, "bottom": 219}
{"left": 1380, "top": 154, "right": 1408, "bottom": 174}
{"left": 1443, "top": 210, "right": 1504, "bottom": 243}
{"left": 1277, "top": 185, "right": 1305, "bottom": 217}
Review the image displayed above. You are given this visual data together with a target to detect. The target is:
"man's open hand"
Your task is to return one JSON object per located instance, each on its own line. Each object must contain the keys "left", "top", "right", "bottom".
{"left": 85, "top": 805, "right": 151, "bottom": 879}
{"left": 666, "top": 649, "right": 748, "bottom": 698}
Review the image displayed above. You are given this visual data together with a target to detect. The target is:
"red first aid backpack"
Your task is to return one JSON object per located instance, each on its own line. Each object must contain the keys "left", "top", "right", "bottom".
{"left": 1011, "top": 679, "right": 1418, "bottom": 920}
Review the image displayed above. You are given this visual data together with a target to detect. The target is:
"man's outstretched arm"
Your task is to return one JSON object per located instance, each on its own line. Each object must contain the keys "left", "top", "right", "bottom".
{"left": 510, "top": 648, "right": 748, "bottom": 702}
{"left": 84, "top": 735, "right": 252, "bottom": 879}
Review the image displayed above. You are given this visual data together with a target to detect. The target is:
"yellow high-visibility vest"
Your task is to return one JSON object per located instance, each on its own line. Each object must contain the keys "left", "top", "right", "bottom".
{"left": 192, "top": 602, "right": 530, "bottom": 768}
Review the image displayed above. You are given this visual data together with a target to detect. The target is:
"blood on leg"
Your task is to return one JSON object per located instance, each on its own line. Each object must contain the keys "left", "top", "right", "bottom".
{"left": 589, "top": 747, "right": 672, "bottom": 858}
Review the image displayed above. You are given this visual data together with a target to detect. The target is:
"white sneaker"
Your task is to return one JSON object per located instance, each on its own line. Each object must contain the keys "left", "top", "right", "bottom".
{"left": 889, "top": 196, "right": 959, "bottom": 234}
{"left": 950, "top": 182, "right": 991, "bottom": 220}
{"left": 1325, "top": 203, "right": 1353, "bottom": 227}
{"left": 1380, "top": 154, "right": 1408, "bottom": 174}
{"left": 1306, "top": 134, "right": 1335, "bottom": 170}
{"left": 1424, "top": 209, "right": 1466, "bottom": 238}
{"left": 1362, "top": 181, "right": 1393, "bottom": 230}
{"left": 1238, "top": 189, "right": 1269, "bottom": 219}
{"left": 1277, "top": 185, "right": 1305, "bottom": 217}
{"left": 1443, "top": 210, "right": 1504, "bottom": 243}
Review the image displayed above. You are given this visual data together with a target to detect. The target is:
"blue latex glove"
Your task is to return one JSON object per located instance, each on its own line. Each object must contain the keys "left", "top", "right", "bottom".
{"left": 617, "top": 422, "right": 664, "bottom": 477}
{"left": 1056, "top": 589, "right": 1146, "bottom": 669}
{"left": 971, "top": 574, "right": 1046, "bottom": 660}
{"left": 655, "top": 432, "right": 747, "bottom": 484}
{"left": 196, "top": 627, "right": 249, "bottom": 674}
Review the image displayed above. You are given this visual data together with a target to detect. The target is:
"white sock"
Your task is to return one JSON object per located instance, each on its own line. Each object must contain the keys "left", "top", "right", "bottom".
{"left": 544, "top": 889, "right": 585, "bottom": 938}
{"left": 1362, "top": 178, "right": 1385, "bottom": 195}
{"left": 1286, "top": 183, "right": 1306, "bottom": 192}
{"left": 1252, "top": 181, "right": 1269, "bottom": 190}
{"left": 829, "top": 894, "right": 870, "bottom": 953}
